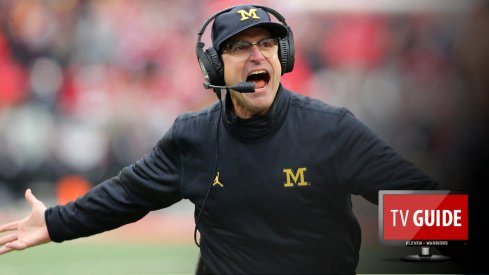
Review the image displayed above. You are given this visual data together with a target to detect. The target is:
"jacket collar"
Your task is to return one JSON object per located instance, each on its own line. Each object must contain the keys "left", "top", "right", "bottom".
{"left": 222, "top": 85, "right": 289, "bottom": 142}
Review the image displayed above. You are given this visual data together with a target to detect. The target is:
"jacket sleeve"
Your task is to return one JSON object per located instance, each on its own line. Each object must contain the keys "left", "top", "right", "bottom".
{"left": 335, "top": 110, "right": 439, "bottom": 204}
{"left": 45, "top": 123, "right": 182, "bottom": 242}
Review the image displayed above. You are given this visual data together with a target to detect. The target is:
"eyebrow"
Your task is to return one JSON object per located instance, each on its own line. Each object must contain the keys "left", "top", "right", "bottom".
{"left": 227, "top": 37, "right": 273, "bottom": 44}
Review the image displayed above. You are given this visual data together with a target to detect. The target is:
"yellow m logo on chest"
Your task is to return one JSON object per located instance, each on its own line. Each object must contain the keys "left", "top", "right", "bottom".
{"left": 283, "top": 168, "right": 309, "bottom": 187}
{"left": 237, "top": 9, "right": 260, "bottom": 21}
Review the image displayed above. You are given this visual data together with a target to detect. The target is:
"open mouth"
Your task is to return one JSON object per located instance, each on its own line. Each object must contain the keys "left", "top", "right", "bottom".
{"left": 246, "top": 70, "right": 270, "bottom": 89}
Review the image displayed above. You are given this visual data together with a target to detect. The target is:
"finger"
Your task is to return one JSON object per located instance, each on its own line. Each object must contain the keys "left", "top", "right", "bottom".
{"left": 0, "top": 221, "right": 19, "bottom": 233}
{"left": 5, "top": 240, "right": 28, "bottom": 250}
{"left": 0, "top": 245, "right": 14, "bottom": 255}
{"left": 0, "top": 234, "right": 17, "bottom": 246}
{"left": 25, "top": 189, "right": 41, "bottom": 207}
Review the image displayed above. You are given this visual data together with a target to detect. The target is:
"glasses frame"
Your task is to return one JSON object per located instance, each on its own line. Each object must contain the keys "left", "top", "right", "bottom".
{"left": 221, "top": 37, "right": 279, "bottom": 58}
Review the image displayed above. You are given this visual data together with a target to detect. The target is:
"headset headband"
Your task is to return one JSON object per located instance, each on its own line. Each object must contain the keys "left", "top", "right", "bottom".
{"left": 196, "top": 5, "right": 295, "bottom": 91}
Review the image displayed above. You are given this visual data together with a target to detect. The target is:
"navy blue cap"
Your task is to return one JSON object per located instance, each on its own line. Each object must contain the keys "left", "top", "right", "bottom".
{"left": 211, "top": 5, "right": 288, "bottom": 52}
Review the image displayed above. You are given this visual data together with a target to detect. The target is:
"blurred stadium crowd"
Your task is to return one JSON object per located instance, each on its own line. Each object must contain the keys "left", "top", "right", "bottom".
{"left": 0, "top": 0, "right": 488, "bottom": 205}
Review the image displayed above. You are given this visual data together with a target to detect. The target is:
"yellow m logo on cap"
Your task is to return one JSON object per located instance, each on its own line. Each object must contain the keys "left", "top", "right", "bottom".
{"left": 237, "top": 9, "right": 260, "bottom": 21}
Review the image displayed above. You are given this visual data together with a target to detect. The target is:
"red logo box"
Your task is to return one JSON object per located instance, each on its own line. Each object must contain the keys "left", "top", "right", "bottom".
{"left": 379, "top": 191, "right": 468, "bottom": 242}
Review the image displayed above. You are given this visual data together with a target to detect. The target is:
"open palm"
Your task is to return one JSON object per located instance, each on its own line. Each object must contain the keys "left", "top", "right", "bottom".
{"left": 0, "top": 189, "right": 51, "bottom": 255}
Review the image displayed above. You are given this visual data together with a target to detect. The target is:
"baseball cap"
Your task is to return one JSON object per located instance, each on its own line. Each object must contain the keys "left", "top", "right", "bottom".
{"left": 211, "top": 5, "right": 288, "bottom": 52}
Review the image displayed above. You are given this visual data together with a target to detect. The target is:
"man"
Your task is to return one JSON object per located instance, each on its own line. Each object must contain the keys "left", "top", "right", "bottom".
{"left": 0, "top": 5, "right": 438, "bottom": 274}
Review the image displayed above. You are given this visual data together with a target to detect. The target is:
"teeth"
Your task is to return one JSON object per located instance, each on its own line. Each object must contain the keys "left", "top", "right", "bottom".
{"left": 248, "top": 70, "right": 266, "bottom": 76}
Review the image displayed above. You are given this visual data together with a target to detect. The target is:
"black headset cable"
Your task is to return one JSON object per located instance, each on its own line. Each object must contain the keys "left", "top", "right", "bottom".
{"left": 193, "top": 90, "right": 223, "bottom": 247}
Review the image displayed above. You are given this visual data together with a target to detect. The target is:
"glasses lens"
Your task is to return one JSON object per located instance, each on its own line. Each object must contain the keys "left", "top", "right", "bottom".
{"left": 224, "top": 42, "right": 251, "bottom": 56}
{"left": 257, "top": 38, "right": 278, "bottom": 57}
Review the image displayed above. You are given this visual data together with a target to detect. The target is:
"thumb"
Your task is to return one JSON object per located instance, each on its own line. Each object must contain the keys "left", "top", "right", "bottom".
{"left": 25, "top": 189, "right": 41, "bottom": 207}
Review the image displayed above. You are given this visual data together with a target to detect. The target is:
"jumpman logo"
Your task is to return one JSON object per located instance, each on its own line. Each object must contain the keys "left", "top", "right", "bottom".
{"left": 212, "top": 172, "right": 224, "bottom": 187}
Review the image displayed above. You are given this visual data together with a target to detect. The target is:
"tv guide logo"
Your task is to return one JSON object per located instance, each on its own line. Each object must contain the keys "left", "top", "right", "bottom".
{"left": 382, "top": 192, "right": 468, "bottom": 241}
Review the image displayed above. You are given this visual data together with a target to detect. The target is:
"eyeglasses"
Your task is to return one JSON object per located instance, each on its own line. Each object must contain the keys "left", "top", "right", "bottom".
{"left": 222, "top": 37, "right": 279, "bottom": 58}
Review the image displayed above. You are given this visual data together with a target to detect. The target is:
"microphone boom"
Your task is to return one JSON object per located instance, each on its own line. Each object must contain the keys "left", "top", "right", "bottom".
{"left": 204, "top": 82, "right": 255, "bottom": 93}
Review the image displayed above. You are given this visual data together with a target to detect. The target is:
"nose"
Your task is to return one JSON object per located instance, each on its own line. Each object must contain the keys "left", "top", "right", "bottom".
{"left": 249, "top": 44, "right": 265, "bottom": 62}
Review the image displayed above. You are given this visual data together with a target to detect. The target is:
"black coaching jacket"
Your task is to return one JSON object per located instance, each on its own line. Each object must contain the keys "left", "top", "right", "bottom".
{"left": 45, "top": 85, "right": 438, "bottom": 274}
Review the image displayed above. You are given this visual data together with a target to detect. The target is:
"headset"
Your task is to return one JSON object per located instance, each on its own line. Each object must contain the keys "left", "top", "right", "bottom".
{"left": 196, "top": 5, "right": 295, "bottom": 90}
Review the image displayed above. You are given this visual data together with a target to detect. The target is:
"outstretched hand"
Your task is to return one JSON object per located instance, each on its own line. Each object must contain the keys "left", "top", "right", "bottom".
{"left": 0, "top": 189, "right": 51, "bottom": 255}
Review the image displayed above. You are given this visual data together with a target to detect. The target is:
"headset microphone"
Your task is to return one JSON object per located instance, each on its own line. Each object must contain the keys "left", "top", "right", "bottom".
{"left": 203, "top": 82, "right": 256, "bottom": 93}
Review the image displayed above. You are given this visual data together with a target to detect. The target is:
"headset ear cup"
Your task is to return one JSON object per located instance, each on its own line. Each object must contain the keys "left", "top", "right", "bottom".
{"left": 205, "top": 48, "right": 225, "bottom": 86}
{"left": 279, "top": 28, "right": 295, "bottom": 74}
{"left": 278, "top": 39, "right": 290, "bottom": 75}
{"left": 286, "top": 31, "right": 295, "bottom": 73}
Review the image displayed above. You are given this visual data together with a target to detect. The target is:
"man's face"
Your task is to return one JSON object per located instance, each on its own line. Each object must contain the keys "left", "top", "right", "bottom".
{"left": 221, "top": 27, "right": 282, "bottom": 118}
